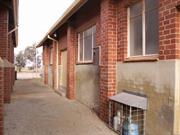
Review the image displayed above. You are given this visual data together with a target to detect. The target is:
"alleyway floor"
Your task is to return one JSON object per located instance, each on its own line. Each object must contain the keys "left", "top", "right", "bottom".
{"left": 4, "top": 79, "right": 116, "bottom": 135}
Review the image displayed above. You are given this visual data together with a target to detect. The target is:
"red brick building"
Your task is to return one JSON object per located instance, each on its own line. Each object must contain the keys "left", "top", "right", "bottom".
{"left": 37, "top": 0, "right": 180, "bottom": 134}
{"left": 0, "top": 0, "right": 18, "bottom": 134}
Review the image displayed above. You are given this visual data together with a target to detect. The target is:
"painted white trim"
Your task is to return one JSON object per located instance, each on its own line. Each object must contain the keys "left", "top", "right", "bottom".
{"left": 77, "top": 26, "right": 96, "bottom": 63}
{"left": 83, "top": 32, "right": 85, "bottom": 61}
{"left": 78, "top": 34, "right": 80, "bottom": 62}
{"left": 127, "top": 0, "right": 158, "bottom": 58}
{"left": 92, "top": 28, "right": 94, "bottom": 61}
{"left": 142, "top": 0, "right": 146, "bottom": 56}
{"left": 127, "top": 7, "right": 130, "bottom": 57}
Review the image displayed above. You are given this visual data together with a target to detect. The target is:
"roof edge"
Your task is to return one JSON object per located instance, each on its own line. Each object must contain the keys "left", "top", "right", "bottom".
{"left": 36, "top": 0, "right": 88, "bottom": 48}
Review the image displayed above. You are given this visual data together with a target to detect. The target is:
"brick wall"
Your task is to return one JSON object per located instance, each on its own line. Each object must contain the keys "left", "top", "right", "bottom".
{"left": 0, "top": 6, "right": 8, "bottom": 59}
{"left": 58, "top": 34, "right": 67, "bottom": 65}
{"left": 117, "top": 0, "right": 180, "bottom": 61}
{"left": 43, "top": 46, "right": 49, "bottom": 85}
{"left": 0, "top": 6, "right": 12, "bottom": 103}
{"left": 159, "top": 0, "right": 180, "bottom": 60}
{"left": 99, "top": 0, "right": 117, "bottom": 122}
{"left": 0, "top": 58, "right": 4, "bottom": 135}
{"left": 117, "top": 0, "right": 128, "bottom": 61}
{"left": 3, "top": 66, "right": 11, "bottom": 103}
{"left": 8, "top": 33, "right": 15, "bottom": 92}
{"left": 41, "top": 0, "right": 180, "bottom": 126}
{"left": 67, "top": 25, "right": 77, "bottom": 100}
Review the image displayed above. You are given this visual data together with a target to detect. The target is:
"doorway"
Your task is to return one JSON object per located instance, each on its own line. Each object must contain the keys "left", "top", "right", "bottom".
{"left": 59, "top": 50, "right": 67, "bottom": 96}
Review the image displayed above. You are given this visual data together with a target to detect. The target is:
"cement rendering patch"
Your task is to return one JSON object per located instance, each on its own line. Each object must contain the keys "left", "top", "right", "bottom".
{"left": 4, "top": 79, "right": 116, "bottom": 135}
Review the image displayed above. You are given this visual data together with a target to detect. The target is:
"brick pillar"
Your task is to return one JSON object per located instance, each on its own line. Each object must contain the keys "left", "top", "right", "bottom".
{"left": 0, "top": 58, "right": 4, "bottom": 135}
{"left": 8, "top": 34, "right": 14, "bottom": 92}
{"left": 43, "top": 46, "right": 48, "bottom": 85}
{"left": 159, "top": 1, "right": 180, "bottom": 134}
{"left": 99, "top": 0, "right": 117, "bottom": 122}
{"left": 0, "top": 7, "right": 8, "bottom": 58}
{"left": 67, "top": 24, "right": 76, "bottom": 100}
{"left": 159, "top": 0, "right": 180, "bottom": 60}
{"left": 0, "top": 7, "right": 11, "bottom": 103}
{"left": 3, "top": 60, "right": 11, "bottom": 103}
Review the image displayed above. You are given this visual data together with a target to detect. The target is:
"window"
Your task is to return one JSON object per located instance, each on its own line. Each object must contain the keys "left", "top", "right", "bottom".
{"left": 49, "top": 47, "right": 53, "bottom": 65}
{"left": 128, "top": 0, "right": 159, "bottom": 57}
{"left": 78, "top": 26, "right": 96, "bottom": 63}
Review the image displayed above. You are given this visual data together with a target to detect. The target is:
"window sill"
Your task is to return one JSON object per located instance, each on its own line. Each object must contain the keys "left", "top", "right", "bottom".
{"left": 76, "top": 61, "right": 93, "bottom": 65}
{"left": 124, "top": 55, "right": 159, "bottom": 63}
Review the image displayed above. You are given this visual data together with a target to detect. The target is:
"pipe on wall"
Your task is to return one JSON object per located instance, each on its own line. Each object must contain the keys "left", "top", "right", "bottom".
{"left": 48, "top": 35, "right": 59, "bottom": 90}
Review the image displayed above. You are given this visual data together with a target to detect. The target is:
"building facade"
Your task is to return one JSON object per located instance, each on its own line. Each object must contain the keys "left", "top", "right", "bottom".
{"left": 0, "top": 0, "right": 18, "bottom": 134}
{"left": 38, "top": 0, "right": 180, "bottom": 134}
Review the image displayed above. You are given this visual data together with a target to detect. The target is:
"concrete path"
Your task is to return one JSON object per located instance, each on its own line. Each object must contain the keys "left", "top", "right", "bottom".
{"left": 4, "top": 79, "right": 116, "bottom": 135}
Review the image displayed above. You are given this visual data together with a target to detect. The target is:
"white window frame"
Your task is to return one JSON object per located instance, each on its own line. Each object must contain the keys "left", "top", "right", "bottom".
{"left": 127, "top": 0, "right": 158, "bottom": 58}
{"left": 78, "top": 26, "right": 96, "bottom": 63}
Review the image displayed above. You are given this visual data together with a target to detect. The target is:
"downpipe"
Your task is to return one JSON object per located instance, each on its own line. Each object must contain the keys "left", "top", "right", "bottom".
{"left": 47, "top": 35, "right": 59, "bottom": 90}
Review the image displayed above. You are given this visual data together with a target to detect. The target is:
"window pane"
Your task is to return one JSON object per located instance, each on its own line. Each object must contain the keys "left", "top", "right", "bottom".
{"left": 84, "top": 28, "right": 92, "bottom": 38}
{"left": 93, "top": 34, "right": 96, "bottom": 48}
{"left": 129, "top": 2, "right": 143, "bottom": 56}
{"left": 78, "top": 33, "right": 84, "bottom": 61}
{"left": 92, "top": 26, "right": 96, "bottom": 48}
{"left": 79, "top": 38, "right": 83, "bottom": 61}
{"left": 145, "top": 0, "right": 158, "bottom": 11}
{"left": 130, "top": 2, "right": 142, "bottom": 18}
{"left": 84, "top": 35, "right": 93, "bottom": 61}
{"left": 145, "top": 9, "right": 159, "bottom": 54}
{"left": 92, "top": 26, "right": 96, "bottom": 34}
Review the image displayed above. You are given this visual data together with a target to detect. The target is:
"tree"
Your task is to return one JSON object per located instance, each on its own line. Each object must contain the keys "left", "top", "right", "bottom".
{"left": 36, "top": 55, "right": 42, "bottom": 68}
{"left": 15, "top": 51, "right": 26, "bottom": 72}
{"left": 24, "top": 44, "right": 40, "bottom": 69}
{"left": 24, "top": 44, "right": 37, "bottom": 62}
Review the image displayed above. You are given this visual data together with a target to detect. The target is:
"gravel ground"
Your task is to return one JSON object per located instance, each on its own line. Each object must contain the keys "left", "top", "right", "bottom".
{"left": 4, "top": 79, "right": 116, "bottom": 135}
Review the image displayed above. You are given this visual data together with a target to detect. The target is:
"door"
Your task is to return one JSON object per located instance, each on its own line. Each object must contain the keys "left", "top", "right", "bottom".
{"left": 48, "top": 65, "right": 53, "bottom": 87}
{"left": 60, "top": 50, "right": 67, "bottom": 96}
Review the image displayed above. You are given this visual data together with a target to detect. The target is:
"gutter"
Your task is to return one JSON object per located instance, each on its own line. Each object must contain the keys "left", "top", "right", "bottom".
{"left": 47, "top": 35, "right": 59, "bottom": 90}
{"left": 36, "top": 0, "right": 88, "bottom": 48}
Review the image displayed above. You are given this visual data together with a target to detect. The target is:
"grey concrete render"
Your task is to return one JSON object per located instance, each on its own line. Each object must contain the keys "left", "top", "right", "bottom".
{"left": 117, "top": 60, "right": 175, "bottom": 95}
{"left": 4, "top": 79, "right": 116, "bottom": 135}
{"left": 116, "top": 60, "right": 177, "bottom": 135}
{"left": 76, "top": 65, "right": 100, "bottom": 111}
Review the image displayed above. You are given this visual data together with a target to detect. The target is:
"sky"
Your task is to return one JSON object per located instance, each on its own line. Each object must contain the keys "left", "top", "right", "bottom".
{"left": 15, "top": 0, "right": 75, "bottom": 54}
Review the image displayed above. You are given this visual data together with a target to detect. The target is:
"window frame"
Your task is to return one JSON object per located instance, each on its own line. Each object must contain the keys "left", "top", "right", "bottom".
{"left": 127, "top": 0, "right": 159, "bottom": 58}
{"left": 77, "top": 26, "right": 96, "bottom": 63}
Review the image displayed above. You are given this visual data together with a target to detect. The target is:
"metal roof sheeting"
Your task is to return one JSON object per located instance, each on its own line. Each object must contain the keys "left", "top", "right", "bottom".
{"left": 109, "top": 92, "right": 148, "bottom": 110}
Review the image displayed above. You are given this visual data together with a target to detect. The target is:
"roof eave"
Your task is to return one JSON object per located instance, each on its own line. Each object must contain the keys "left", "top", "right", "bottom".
{"left": 36, "top": 0, "right": 88, "bottom": 48}
{"left": 13, "top": 0, "right": 19, "bottom": 47}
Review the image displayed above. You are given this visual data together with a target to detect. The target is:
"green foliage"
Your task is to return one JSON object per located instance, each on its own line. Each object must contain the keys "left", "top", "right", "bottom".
{"left": 15, "top": 51, "right": 26, "bottom": 72}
